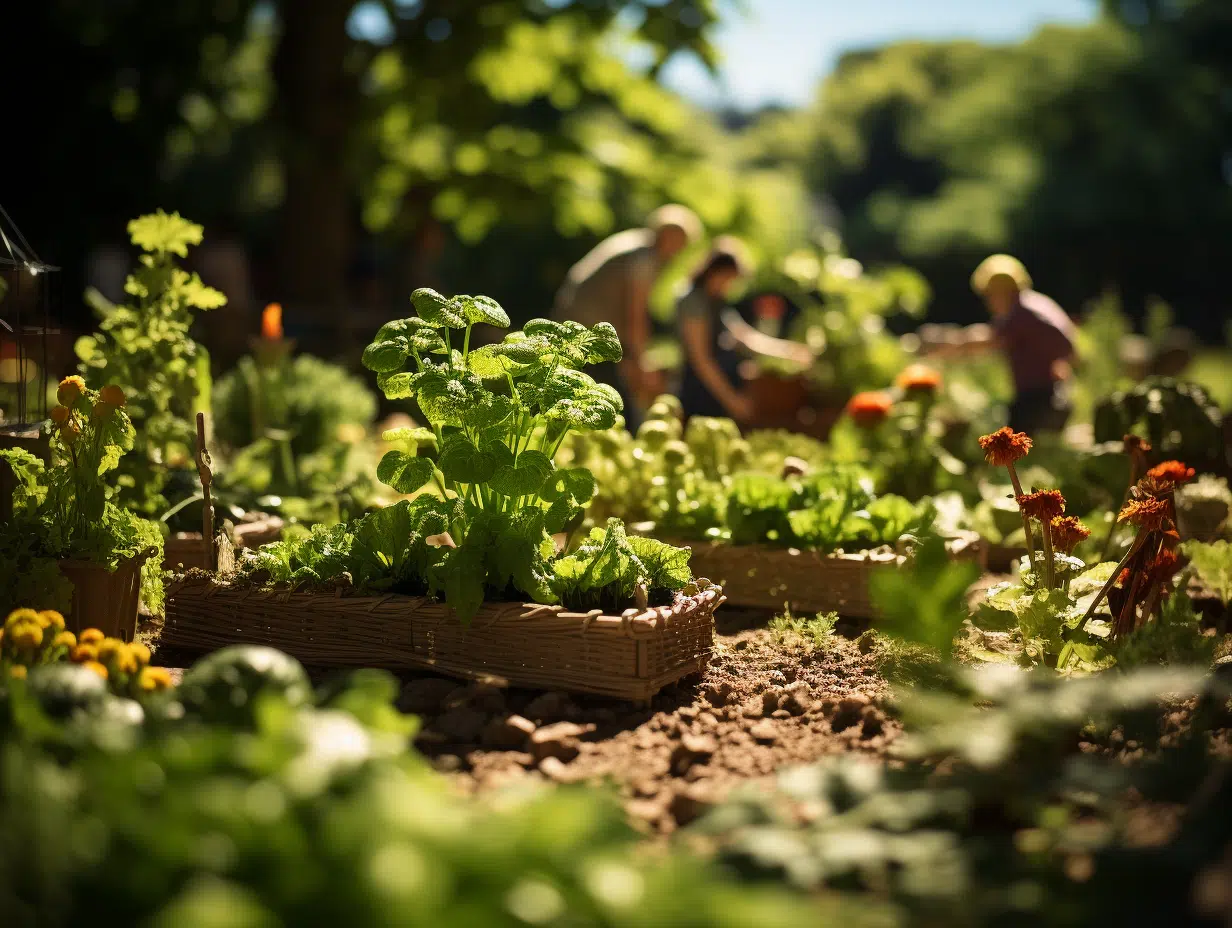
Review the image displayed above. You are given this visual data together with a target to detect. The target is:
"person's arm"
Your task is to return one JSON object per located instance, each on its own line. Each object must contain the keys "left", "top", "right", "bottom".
{"left": 681, "top": 314, "right": 752, "bottom": 421}
{"left": 926, "top": 323, "right": 999, "bottom": 360}
{"left": 720, "top": 309, "right": 813, "bottom": 366}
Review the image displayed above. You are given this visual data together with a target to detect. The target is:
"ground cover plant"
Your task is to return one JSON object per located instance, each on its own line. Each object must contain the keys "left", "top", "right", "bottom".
{"left": 74, "top": 211, "right": 225, "bottom": 520}
{"left": 234, "top": 289, "right": 694, "bottom": 619}
{"left": 0, "top": 379, "right": 163, "bottom": 615}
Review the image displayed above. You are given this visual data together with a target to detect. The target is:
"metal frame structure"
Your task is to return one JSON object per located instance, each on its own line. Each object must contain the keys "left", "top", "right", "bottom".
{"left": 0, "top": 202, "right": 58, "bottom": 427}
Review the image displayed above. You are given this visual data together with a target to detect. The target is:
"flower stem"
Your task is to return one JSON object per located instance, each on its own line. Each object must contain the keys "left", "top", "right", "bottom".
{"left": 1039, "top": 523, "right": 1056, "bottom": 590}
{"left": 1080, "top": 530, "right": 1147, "bottom": 626}
{"left": 1006, "top": 462, "right": 1036, "bottom": 568}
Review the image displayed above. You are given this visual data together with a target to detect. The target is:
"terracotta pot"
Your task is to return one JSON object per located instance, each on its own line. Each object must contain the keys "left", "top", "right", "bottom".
{"left": 57, "top": 548, "right": 156, "bottom": 642}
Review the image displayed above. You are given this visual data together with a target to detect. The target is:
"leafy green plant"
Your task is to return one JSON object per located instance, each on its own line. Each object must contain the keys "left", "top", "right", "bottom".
{"left": 0, "top": 647, "right": 821, "bottom": 928}
{"left": 75, "top": 211, "right": 225, "bottom": 518}
{"left": 0, "top": 379, "right": 164, "bottom": 614}
{"left": 239, "top": 290, "right": 693, "bottom": 620}
{"left": 212, "top": 352, "right": 380, "bottom": 525}
{"left": 768, "top": 610, "right": 839, "bottom": 647}
{"left": 1184, "top": 539, "right": 1232, "bottom": 605}
{"left": 1093, "top": 377, "right": 1224, "bottom": 468}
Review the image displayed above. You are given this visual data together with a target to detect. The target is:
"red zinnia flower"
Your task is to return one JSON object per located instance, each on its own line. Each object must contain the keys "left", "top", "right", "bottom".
{"left": 979, "top": 427, "right": 1033, "bottom": 467}
{"left": 1146, "top": 460, "right": 1195, "bottom": 485}
{"left": 1017, "top": 489, "right": 1066, "bottom": 522}
{"left": 846, "top": 391, "right": 894, "bottom": 427}
{"left": 1050, "top": 516, "right": 1090, "bottom": 554}
{"left": 895, "top": 364, "right": 942, "bottom": 395}
{"left": 1135, "top": 474, "right": 1178, "bottom": 499}
{"left": 1118, "top": 497, "right": 1173, "bottom": 532}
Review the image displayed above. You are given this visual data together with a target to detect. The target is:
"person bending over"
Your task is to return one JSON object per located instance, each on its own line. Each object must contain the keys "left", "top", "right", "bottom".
{"left": 677, "top": 238, "right": 812, "bottom": 422}
{"left": 553, "top": 204, "right": 702, "bottom": 428}
{"left": 935, "top": 254, "right": 1076, "bottom": 435}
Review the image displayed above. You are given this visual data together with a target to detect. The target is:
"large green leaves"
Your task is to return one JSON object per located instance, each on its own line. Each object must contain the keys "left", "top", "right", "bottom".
{"left": 523, "top": 318, "right": 623, "bottom": 367}
{"left": 438, "top": 433, "right": 506, "bottom": 485}
{"left": 376, "top": 451, "right": 436, "bottom": 494}
{"left": 411, "top": 287, "right": 467, "bottom": 328}
{"left": 489, "top": 450, "right": 554, "bottom": 498}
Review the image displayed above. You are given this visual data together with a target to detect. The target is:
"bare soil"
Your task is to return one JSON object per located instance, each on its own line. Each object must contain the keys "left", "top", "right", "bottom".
{"left": 399, "top": 610, "right": 898, "bottom": 833}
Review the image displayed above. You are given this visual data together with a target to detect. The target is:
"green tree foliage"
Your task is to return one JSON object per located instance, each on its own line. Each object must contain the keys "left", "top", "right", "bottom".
{"left": 795, "top": 3, "right": 1232, "bottom": 330}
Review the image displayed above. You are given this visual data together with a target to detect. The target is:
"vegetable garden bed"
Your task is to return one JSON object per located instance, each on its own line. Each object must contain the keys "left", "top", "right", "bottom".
{"left": 678, "top": 532, "right": 982, "bottom": 617}
{"left": 161, "top": 577, "right": 723, "bottom": 700}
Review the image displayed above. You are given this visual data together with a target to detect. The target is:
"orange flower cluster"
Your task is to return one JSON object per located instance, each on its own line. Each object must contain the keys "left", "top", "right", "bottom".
{"left": 978, "top": 427, "right": 1032, "bottom": 467}
{"left": 845, "top": 391, "right": 894, "bottom": 427}
{"left": 1118, "top": 496, "right": 1173, "bottom": 532}
{"left": 1146, "top": 460, "right": 1195, "bottom": 485}
{"left": 1017, "top": 489, "right": 1066, "bottom": 522}
{"left": 895, "top": 364, "right": 942, "bottom": 395}
{"left": 1050, "top": 516, "right": 1090, "bottom": 554}
{"left": 1123, "top": 434, "right": 1152, "bottom": 457}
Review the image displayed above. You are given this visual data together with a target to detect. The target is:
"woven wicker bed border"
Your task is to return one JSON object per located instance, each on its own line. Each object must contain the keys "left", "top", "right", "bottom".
{"left": 161, "top": 579, "right": 723, "bottom": 701}
{"left": 677, "top": 533, "right": 984, "bottom": 618}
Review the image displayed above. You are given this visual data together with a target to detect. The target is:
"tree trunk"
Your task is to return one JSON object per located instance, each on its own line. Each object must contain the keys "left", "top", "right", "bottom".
{"left": 272, "top": 0, "right": 357, "bottom": 325}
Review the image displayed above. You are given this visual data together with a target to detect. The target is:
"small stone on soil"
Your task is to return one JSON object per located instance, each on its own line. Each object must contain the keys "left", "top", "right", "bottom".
{"left": 433, "top": 707, "right": 488, "bottom": 744}
{"left": 529, "top": 721, "right": 594, "bottom": 762}
{"left": 480, "top": 714, "right": 536, "bottom": 748}
{"left": 749, "top": 720, "right": 777, "bottom": 744}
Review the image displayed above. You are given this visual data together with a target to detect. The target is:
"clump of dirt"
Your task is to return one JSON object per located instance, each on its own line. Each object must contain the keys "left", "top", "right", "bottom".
{"left": 408, "top": 627, "right": 899, "bottom": 833}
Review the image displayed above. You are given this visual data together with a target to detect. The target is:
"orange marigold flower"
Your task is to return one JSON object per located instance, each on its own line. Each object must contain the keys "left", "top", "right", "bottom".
{"left": 1135, "top": 474, "right": 1177, "bottom": 499}
{"left": 1050, "top": 516, "right": 1090, "bottom": 554}
{"left": 70, "top": 644, "right": 99, "bottom": 664}
{"left": 52, "top": 631, "right": 77, "bottom": 650}
{"left": 978, "top": 427, "right": 1033, "bottom": 466}
{"left": 1146, "top": 460, "right": 1195, "bottom": 485}
{"left": 846, "top": 391, "right": 894, "bottom": 427}
{"left": 99, "top": 385, "right": 126, "bottom": 408}
{"left": 56, "top": 375, "right": 87, "bottom": 406}
{"left": 78, "top": 629, "right": 105, "bottom": 645}
{"left": 1118, "top": 496, "right": 1173, "bottom": 532}
{"left": 895, "top": 364, "right": 942, "bottom": 394}
{"left": 1017, "top": 489, "right": 1066, "bottom": 522}
{"left": 83, "top": 661, "right": 109, "bottom": 681}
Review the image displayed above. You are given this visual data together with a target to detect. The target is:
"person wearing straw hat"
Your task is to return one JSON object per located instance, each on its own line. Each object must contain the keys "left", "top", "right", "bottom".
{"left": 554, "top": 204, "right": 703, "bottom": 428}
{"left": 933, "top": 254, "right": 1076, "bottom": 434}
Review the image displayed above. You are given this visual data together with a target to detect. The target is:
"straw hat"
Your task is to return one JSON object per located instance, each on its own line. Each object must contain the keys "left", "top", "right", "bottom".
{"left": 970, "top": 254, "right": 1032, "bottom": 294}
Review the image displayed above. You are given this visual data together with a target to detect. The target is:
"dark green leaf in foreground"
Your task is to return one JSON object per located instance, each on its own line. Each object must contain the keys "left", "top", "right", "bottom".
{"left": 376, "top": 451, "right": 436, "bottom": 495}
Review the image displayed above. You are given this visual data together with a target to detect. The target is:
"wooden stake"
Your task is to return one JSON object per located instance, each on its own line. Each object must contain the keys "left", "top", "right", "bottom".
{"left": 195, "top": 412, "right": 215, "bottom": 571}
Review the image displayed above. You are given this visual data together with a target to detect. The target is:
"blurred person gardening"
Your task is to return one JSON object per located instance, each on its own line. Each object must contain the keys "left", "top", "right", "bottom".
{"left": 677, "top": 238, "right": 813, "bottom": 422}
{"left": 553, "top": 205, "right": 702, "bottom": 427}
{"left": 932, "top": 254, "right": 1076, "bottom": 434}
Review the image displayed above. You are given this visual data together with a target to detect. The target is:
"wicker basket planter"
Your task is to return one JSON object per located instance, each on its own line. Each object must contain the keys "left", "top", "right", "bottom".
{"left": 677, "top": 533, "right": 983, "bottom": 618}
{"left": 161, "top": 578, "right": 724, "bottom": 700}
{"left": 163, "top": 516, "right": 285, "bottom": 572}
{"left": 58, "top": 548, "right": 156, "bottom": 642}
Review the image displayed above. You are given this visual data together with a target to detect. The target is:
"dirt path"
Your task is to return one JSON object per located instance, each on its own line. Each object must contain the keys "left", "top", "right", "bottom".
{"left": 402, "top": 616, "right": 897, "bottom": 832}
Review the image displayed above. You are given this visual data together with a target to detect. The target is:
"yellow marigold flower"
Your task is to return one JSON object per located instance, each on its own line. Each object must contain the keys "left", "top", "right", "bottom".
{"left": 83, "top": 661, "right": 109, "bottom": 681}
{"left": 114, "top": 650, "right": 140, "bottom": 676}
{"left": 96, "top": 639, "right": 125, "bottom": 663}
{"left": 38, "top": 610, "right": 65, "bottom": 630}
{"left": 129, "top": 642, "right": 152, "bottom": 666}
{"left": 49, "top": 405, "right": 72, "bottom": 425}
{"left": 138, "top": 666, "right": 173, "bottom": 692}
{"left": 57, "top": 375, "right": 87, "bottom": 406}
{"left": 79, "top": 628, "right": 105, "bottom": 645}
{"left": 5, "top": 608, "right": 41, "bottom": 631}
{"left": 100, "top": 385, "right": 126, "bottom": 408}
{"left": 52, "top": 631, "right": 77, "bottom": 650}
{"left": 8, "top": 665, "right": 27, "bottom": 680}
{"left": 10, "top": 624, "right": 43, "bottom": 649}
{"left": 70, "top": 643, "right": 99, "bottom": 664}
